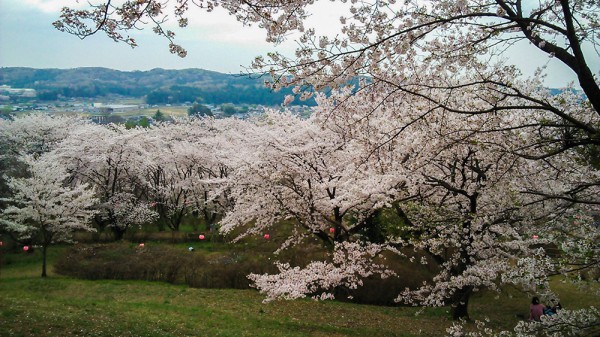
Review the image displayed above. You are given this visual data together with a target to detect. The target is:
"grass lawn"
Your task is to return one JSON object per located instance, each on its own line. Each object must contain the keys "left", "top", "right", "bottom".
{"left": 0, "top": 246, "right": 597, "bottom": 336}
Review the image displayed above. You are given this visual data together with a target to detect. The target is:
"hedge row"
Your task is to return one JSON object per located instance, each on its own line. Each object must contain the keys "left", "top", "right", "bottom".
{"left": 54, "top": 243, "right": 436, "bottom": 305}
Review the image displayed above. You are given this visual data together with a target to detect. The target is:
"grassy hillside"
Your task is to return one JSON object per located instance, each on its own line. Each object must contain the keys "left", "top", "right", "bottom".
{"left": 0, "top": 247, "right": 450, "bottom": 337}
{"left": 0, "top": 246, "right": 597, "bottom": 336}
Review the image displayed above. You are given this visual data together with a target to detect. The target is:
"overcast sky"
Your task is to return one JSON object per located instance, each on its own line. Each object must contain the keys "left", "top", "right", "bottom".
{"left": 0, "top": 0, "right": 597, "bottom": 88}
{"left": 0, "top": 0, "right": 298, "bottom": 74}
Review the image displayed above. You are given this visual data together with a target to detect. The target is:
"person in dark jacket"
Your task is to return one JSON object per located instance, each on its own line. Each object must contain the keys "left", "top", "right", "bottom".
{"left": 549, "top": 298, "right": 562, "bottom": 314}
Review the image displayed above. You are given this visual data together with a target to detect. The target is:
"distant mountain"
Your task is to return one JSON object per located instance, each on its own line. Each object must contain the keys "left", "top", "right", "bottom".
{"left": 0, "top": 67, "right": 310, "bottom": 106}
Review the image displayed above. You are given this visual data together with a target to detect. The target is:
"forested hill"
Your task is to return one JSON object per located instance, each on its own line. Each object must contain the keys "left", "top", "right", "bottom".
{"left": 0, "top": 67, "right": 308, "bottom": 105}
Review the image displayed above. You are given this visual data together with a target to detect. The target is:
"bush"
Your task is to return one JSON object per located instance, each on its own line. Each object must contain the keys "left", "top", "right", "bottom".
{"left": 183, "top": 252, "right": 276, "bottom": 289}
{"left": 55, "top": 243, "right": 276, "bottom": 289}
{"left": 336, "top": 250, "right": 438, "bottom": 306}
{"left": 55, "top": 242, "right": 438, "bottom": 306}
{"left": 54, "top": 243, "right": 191, "bottom": 283}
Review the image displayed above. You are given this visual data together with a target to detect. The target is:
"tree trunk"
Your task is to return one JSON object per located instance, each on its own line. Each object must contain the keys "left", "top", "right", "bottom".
{"left": 112, "top": 226, "right": 126, "bottom": 241}
{"left": 451, "top": 286, "right": 473, "bottom": 321}
{"left": 41, "top": 244, "right": 48, "bottom": 278}
{"left": 156, "top": 220, "right": 165, "bottom": 232}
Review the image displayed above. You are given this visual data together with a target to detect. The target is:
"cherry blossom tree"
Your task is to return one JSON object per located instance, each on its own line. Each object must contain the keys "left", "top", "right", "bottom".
{"left": 53, "top": 123, "right": 157, "bottom": 240}
{"left": 54, "top": 0, "right": 599, "bottom": 207}
{"left": 55, "top": 0, "right": 599, "bottom": 328}
{"left": 313, "top": 85, "right": 599, "bottom": 320}
{"left": 447, "top": 306, "right": 600, "bottom": 336}
{"left": 142, "top": 140, "right": 193, "bottom": 231}
{"left": 136, "top": 121, "right": 229, "bottom": 232}
{"left": 0, "top": 153, "right": 98, "bottom": 277}
{"left": 218, "top": 111, "right": 405, "bottom": 243}
{"left": 228, "top": 87, "right": 597, "bottom": 321}
{"left": 0, "top": 114, "right": 87, "bottom": 158}
{"left": 212, "top": 110, "right": 404, "bottom": 302}
{"left": 165, "top": 119, "right": 234, "bottom": 229}
{"left": 0, "top": 114, "right": 89, "bottom": 208}
{"left": 54, "top": 1, "right": 599, "bottom": 111}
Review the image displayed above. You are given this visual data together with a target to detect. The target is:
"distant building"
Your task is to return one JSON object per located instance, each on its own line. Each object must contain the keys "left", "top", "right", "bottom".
{"left": 92, "top": 103, "right": 138, "bottom": 114}
{"left": 0, "top": 85, "right": 36, "bottom": 98}
{"left": 90, "top": 115, "right": 108, "bottom": 124}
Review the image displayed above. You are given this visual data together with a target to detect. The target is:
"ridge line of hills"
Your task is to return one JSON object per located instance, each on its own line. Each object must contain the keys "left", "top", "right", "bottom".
{"left": 0, "top": 67, "right": 568, "bottom": 106}
{"left": 0, "top": 67, "right": 305, "bottom": 106}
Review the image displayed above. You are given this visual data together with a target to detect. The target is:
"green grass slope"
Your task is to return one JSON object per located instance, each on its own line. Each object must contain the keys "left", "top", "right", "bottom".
{"left": 0, "top": 247, "right": 597, "bottom": 336}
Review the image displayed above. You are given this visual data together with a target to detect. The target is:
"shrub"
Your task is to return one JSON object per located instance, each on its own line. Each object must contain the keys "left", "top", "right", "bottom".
{"left": 54, "top": 243, "right": 189, "bottom": 283}
{"left": 183, "top": 252, "right": 276, "bottom": 289}
{"left": 55, "top": 243, "right": 275, "bottom": 289}
{"left": 55, "top": 242, "right": 438, "bottom": 306}
{"left": 335, "top": 249, "right": 438, "bottom": 306}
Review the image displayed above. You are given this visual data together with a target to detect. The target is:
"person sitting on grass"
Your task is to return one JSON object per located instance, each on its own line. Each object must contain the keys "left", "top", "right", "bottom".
{"left": 548, "top": 299, "right": 562, "bottom": 315}
{"left": 529, "top": 296, "right": 546, "bottom": 321}
{"left": 542, "top": 298, "right": 563, "bottom": 316}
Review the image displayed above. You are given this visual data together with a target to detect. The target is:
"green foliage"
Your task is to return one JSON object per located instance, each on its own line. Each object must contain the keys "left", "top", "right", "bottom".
{"left": 187, "top": 103, "right": 213, "bottom": 117}
{"left": 577, "top": 143, "right": 600, "bottom": 170}
{"left": 152, "top": 109, "right": 168, "bottom": 122}
{"left": 54, "top": 243, "right": 278, "bottom": 288}
{"left": 124, "top": 116, "right": 151, "bottom": 129}
{"left": 349, "top": 206, "right": 408, "bottom": 244}
{"left": 184, "top": 252, "right": 274, "bottom": 289}
{"left": 124, "top": 119, "right": 137, "bottom": 129}
{"left": 375, "top": 206, "right": 409, "bottom": 238}
{"left": 138, "top": 116, "right": 150, "bottom": 128}
{"left": 36, "top": 90, "right": 59, "bottom": 101}
{"left": 221, "top": 103, "right": 238, "bottom": 116}
{"left": 1, "top": 105, "right": 14, "bottom": 115}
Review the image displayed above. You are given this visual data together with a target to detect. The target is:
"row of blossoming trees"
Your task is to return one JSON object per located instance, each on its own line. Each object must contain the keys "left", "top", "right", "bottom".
{"left": 1, "top": 0, "right": 599, "bottom": 334}
{"left": 1, "top": 89, "right": 598, "bottom": 329}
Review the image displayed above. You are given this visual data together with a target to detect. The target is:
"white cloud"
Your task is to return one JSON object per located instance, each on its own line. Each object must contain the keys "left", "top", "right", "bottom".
{"left": 163, "top": 1, "right": 348, "bottom": 47}
{"left": 18, "top": 0, "right": 88, "bottom": 13}
{"left": 174, "top": 6, "right": 270, "bottom": 46}
{"left": 7, "top": 0, "right": 345, "bottom": 49}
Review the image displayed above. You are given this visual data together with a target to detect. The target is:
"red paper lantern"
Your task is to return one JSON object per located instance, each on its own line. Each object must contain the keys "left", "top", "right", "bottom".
{"left": 329, "top": 227, "right": 335, "bottom": 233}
{"left": 263, "top": 234, "right": 270, "bottom": 240}
{"left": 139, "top": 243, "right": 145, "bottom": 247}
{"left": 23, "top": 246, "right": 29, "bottom": 252}
{"left": 199, "top": 234, "right": 205, "bottom": 240}
{"left": 533, "top": 235, "right": 539, "bottom": 240}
